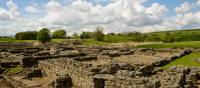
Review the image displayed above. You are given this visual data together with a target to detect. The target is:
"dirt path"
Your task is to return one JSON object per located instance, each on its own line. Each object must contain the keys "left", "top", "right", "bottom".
{"left": 0, "top": 78, "right": 13, "bottom": 88}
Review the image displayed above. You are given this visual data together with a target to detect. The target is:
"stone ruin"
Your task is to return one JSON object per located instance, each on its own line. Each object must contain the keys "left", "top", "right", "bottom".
{"left": 0, "top": 42, "right": 199, "bottom": 88}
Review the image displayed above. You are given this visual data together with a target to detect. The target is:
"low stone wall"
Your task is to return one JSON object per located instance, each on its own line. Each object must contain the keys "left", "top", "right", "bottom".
{"left": 93, "top": 74, "right": 151, "bottom": 88}
{"left": 3, "top": 76, "right": 42, "bottom": 88}
{"left": 0, "top": 42, "right": 32, "bottom": 49}
{"left": 39, "top": 59, "right": 97, "bottom": 88}
{"left": 38, "top": 58, "right": 163, "bottom": 88}
{"left": 3, "top": 76, "right": 24, "bottom": 88}
{"left": 139, "top": 49, "right": 192, "bottom": 75}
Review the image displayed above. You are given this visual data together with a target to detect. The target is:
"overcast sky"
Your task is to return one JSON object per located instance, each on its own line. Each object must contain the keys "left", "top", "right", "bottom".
{"left": 0, "top": 0, "right": 200, "bottom": 36}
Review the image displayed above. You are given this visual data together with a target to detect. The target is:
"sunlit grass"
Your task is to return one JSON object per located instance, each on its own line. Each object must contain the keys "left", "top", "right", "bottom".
{"left": 135, "top": 41, "right": 200, "bottom": 49}
{"left": 161, "top": 53, "right": 200, "bottom": 69}
{"left": 51, "top": 39, "right": 66, "bottom": 43}
{"left": 81, "top": 39, "right": 109, "bottom": 45}
{"left": 0, "top": 38, "right": 34, "bottom": 43}
{"left": 6, "top": 66, "right": 24, "bottom": 74}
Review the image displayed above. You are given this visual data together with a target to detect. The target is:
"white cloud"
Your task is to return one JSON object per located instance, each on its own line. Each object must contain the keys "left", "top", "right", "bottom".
{"left": 197, "top": 0, "right": 200, "bottom": 6}
{"left": 39, "top": 0, "right": 169, "bottom": 33}
{"left": 6, "top": 0, "right": 20, "bottom": 19}
{"left": 175, "top": 12, "right": 200, "bottom": 26}
{"left": 19, "top": 0, "right": 170, "bottom": 34}
{"left": 0, "top": 8, "right": 11, "bottom": 20}
{"left": 0, "top": 0, "right": 41, "bottom": 36}
{"left": 41, "top": 0, "right": 84, "bottom": 26}
{"left": 0, "top": 0, "right": 200, "bottom": 36}
{"left": 25, "top": 6, "right": 39, "bottom": 13}
{"left": 173, "top": 1, "right": 200, "bottom": 29}
{"left": 175, "top": 2, "right": 192, "bottom": 14}
{"left": 0, "top": 0, "right": 20, "bottom": 21}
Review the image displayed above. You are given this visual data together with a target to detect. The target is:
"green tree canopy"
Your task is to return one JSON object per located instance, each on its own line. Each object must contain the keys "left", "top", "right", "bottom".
{"left": 52, "top": 29, "right": 66, "bottom": 39}
{"left": 80, "top": 31, "right": 93, "bottom": 39}
{"left": 40, "top": 28, "right": 50, "bottom": 33}
{"left": 15, "top": 31, "right": 38, "bottom": 40}
{"left": 37, "top": 28, "right": 51, "bottom": 43}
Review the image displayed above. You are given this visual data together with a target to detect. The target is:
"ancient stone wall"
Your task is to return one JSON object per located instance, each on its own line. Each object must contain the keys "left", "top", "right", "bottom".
{"left": 139, "top": 49, "right": 192, "bottom": 75}
{"left": 3, "top": 76, "right": 24, "bottom": 88}
{"left": 93, "top": 74, "right": 150, "bottom": 88}
{"left": 39, "top": 58, "right": 165, "bottom": 88}
{"left": 39, "top": 59, "right": 97, "bottom": 88}
{"left": 3, "top": 76, "right": 42, "bottom": 88}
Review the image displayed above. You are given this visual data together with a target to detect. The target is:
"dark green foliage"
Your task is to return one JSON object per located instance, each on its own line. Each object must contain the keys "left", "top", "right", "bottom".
{"left": 107, "top": 33, "right": 116, "bottom": 36}
{"left": 52, "top": 30, "right": 66, "bottom": 39}
{"left": 72, "top": 28, "right": 200, "bottom": 43}
{"left": 37, "top": 28, "right": 51, "bottom": 43}
{"left": 80, "top": 31, "right": 93, "bottom": 39}
{"left": 15, "top": 31, "right": 38, "bottom": 40}
{"left": 93, "top": 27, "right": 105, "bottom": 41}
{"left": 40, "top": 28, "right": 50, "bottom": 33}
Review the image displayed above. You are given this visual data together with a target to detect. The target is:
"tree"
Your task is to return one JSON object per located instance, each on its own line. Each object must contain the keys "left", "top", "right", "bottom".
{"left": 93, "top": 27, "right": 105, "bottom": 41}
{"left": 40, "top": 28, "right": 50, "bottom": 33}
{"left": 15, "top": 31, "right": 37, "bottom": 40}
{"left": 52, "top": 29, "right": 66, "bottom": 39}
{"left": 107, "top": 33, "right": 116, "bottom": 36}
{"left": 37, "top": 28, "right": 51, "bottom": 43}
{"left": 80, "top": 31, "right": 93, "bottom": 39}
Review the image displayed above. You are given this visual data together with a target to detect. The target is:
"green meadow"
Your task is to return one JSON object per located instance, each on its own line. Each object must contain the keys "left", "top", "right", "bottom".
{"left": 162, "top": 52, "right": 200, "bottom": 69}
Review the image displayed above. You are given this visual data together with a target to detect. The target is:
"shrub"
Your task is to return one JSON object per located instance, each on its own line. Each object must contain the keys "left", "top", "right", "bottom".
{"left": 93, "top": 27, "right": 105, "bottom": 41}
{"left": 37, "top": 28, "right": 51, "bottom": 43}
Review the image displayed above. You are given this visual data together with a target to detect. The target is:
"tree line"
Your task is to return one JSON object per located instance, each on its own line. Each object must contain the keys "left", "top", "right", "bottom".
{"left": 78, "top": 28, "right": 175, "bottom": 43}
{"left": 15, "top": 28, "right": 66, "bottom": 43}
{"left": 15, "top": 27, "right": 177, "bottom": 43}
{"left": 80, "top": 26, "right": 105, "bottom": 41}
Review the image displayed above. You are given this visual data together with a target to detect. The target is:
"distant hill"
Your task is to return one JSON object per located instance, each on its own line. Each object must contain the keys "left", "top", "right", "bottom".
{"left": 146, "top": 29, "right": 200, "bottom": 42}
{"left": 103, "top": 28, "right": 200, "bottom": 43}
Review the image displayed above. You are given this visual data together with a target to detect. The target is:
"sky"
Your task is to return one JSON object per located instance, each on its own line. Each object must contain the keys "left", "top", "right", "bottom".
{"left": 0, "top": 0, "right": 200, "bottom": 36}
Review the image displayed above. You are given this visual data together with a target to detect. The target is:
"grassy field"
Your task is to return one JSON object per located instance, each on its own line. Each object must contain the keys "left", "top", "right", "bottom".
{"left": 147, "top": 29, "right": 200, "bottom": 41}
{"left": 0, "top": 38, "right": 68, "bottom": 43}
{"left": 6, "top": 66, "right": 24, "bottom": 75}
{"left": 0, "top": 38, "right": 33, "bottom": 42}
{"left": 135, "top": 41, "right": 200, "bottom": 49}
{"left": 104, "top": 35, "right": 137, "bottom": 43}
{"left": 162, "top": 53, "right": 200, "bottom": 69}
{"left": 81, "top": 39, "right": 109, "bottom": 45}
{"left": 52, "top": 39, "right": 109, "bottom": 45}
{"left": 51, "top": 39, "right": 66, "bottom": 43}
